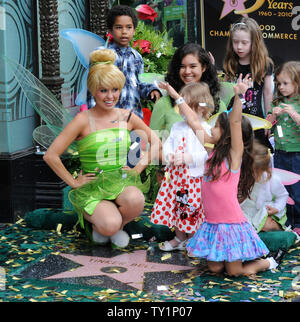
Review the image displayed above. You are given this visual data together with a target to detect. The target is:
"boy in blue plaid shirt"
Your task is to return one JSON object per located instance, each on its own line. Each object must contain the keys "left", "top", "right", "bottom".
{"left": 87, "top": 5, "right": 161, "bottom": 120}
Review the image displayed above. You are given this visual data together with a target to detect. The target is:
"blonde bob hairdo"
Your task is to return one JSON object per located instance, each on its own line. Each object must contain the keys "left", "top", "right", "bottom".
{"left": 179, "top": 82, "right": 214, "bottom": 120}
{"left": 87, "top": 49, "right": 125, "bottom": 96}
{"left": 252, "top": 139, "right": 272, "bottom": 182}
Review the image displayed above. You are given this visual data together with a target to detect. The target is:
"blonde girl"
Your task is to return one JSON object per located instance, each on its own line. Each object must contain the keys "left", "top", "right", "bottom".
{"left": 240, "top": 140, "right": 288, "bottom": 232}
{"left": 151, "top": 82, "right": 213, "bottom": 251}
{"left": 267, "top": 61, "right": 300, "bottom": 231}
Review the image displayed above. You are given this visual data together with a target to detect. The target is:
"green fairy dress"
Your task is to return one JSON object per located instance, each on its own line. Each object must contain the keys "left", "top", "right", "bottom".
{"left": 68, "top": 113, "right": 149, "bottom": 238}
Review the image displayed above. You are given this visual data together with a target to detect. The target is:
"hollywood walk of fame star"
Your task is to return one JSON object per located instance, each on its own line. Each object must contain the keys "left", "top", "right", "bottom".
{"left": 45, "top": 250, "right": 194, "bottom": 290}
{"left": 220, "top": 0, "right": 248, "bottom": 19}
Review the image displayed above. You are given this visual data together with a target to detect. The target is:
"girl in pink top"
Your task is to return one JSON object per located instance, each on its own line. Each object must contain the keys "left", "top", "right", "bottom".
{"left": 159, "top": 75, "right": 277, "bottom": 277}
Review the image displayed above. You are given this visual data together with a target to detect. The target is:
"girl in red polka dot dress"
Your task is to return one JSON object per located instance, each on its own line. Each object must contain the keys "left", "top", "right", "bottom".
{"left": 150, "top": 82, "right": 214, "bottom": 251}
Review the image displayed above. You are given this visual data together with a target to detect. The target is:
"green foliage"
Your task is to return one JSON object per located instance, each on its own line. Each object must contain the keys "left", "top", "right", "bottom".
{"left": 131, "top": 21, "right": 176, "bottom": 111}
{"left": 140, "top": 164, "right": 161, "bottom": 205}
{"left": 131, "top": 21, "right": 176, "bottom": 74}
{"left": 63, "top": 154, "right": 81, "bottom": 176}
{"left": 218, "top": 71, "right": 225, "bottom": 81}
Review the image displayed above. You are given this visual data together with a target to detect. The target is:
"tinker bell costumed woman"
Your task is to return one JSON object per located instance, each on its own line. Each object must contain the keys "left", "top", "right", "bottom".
{"left": 43, "top": 48, "right": 161, "bottom": 248}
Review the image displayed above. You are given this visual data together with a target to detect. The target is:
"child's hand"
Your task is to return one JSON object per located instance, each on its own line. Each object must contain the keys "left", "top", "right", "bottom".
{"left": 272, "top": 106, "right": 283, "bottom": 116}
{"left": 281, "top": 103, "right": 296, "bottom": 116}
{"left": 174, "top": 152, "right": 193, "bottom": 166}
{"left": 158, "top": 82, "right": 180, "bottom": 100}
{"left": 183, "top": 153, "right": 194, "bottom": 165}
{"left": 273, "top": 107, "right": 283, "bottom": 115}
{"left": 166, "top": 153, "right": 175, "bottom": 164}
{"left": 233, "top": 73, "right": 252, "bottom": 95}
{"left": 208, "top": 51, "right": 215, "bottom": 65}
{"left": 174, "top": 152, "right": 184, "bottom": 166}
{"left": 266, "top": 205, "right": 278, "bottom": 216}
{"left": 150, "top": 90, "right": 161, "bottom": 103}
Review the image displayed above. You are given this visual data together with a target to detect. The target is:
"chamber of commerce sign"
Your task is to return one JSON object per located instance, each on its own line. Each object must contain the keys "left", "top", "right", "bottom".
{"left": 201, "top": 0, "right": 300, "bottom": 69}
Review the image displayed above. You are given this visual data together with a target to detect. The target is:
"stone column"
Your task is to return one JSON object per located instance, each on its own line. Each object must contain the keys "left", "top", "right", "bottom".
{"left": 89, "top": 0, "right": 109, "bottom": 38}
{"left": 32, "top": 0, "right": 67, "bottom": 214}
{"left": 186, "top": 0, "right": 196, "bottom": 43}
{"left": 38, "top": 0, "right": 64, "bottom": 102}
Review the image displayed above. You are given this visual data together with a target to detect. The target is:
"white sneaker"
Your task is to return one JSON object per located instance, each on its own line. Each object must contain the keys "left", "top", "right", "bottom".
{"left": 266, "top": 257, "right": 278, "bottom": 270}
{"left": 110, "top": 230, "right": 130, "bottom": 248}
{"left": 92, "top": 230, "right": 109, "bottom": 245}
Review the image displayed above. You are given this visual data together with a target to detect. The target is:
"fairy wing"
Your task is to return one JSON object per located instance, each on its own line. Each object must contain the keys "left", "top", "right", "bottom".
{"left": 273, "top": 168, "right": 300, "bottom": 205}
{"left": 273, "top": 168, "right": 300, "bottom": 186}
{"left": 219, "top": 81, "right": 235, "bottom": 108}
{"left": 139, "top": 73, "right": 167, "bottom": 96}
{"left": 33, "top": 125, "right": 77, "bottom": 154}
{"left": 60, "top": 28, "right": 105, "bottom": 106}
{"left": 60, "top": 28, "right": 105, "bottom": 69}
{"left": 4, "top": 55, "right": 77, "bottom": 153}
{"left": 73, "top": 69, "right": 88, "bottom": 106}
{"left": 207, "top": 112, "right": 272, "bottom": 130}
{"left": 242, "top": 113, "right": 272, "bottom": 130}
{"left": 33, "top": 125, "right": 60, "bottom": 150}
{"left": 5, "top": 55, "right": 72, "bottom": 130}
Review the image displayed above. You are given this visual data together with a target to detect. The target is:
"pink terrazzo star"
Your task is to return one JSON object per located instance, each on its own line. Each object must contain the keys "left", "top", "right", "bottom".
{"left": 45, "top": 250, "right": 193, "bottom": 290}
{"left": 220, "top": 0, "right": 248, "bottom": 19}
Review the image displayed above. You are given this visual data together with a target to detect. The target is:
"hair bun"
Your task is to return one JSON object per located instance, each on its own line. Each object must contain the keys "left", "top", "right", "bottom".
{"left": 90, "top": 48, "right": 116, "bottom": 65}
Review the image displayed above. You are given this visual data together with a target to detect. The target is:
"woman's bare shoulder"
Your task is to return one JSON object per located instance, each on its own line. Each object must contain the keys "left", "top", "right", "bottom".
{"left": 72, "top": 110, "right": 89, "bottom": 125}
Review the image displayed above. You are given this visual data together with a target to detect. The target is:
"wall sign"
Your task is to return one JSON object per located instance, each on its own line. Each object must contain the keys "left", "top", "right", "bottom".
{"left": 200, "top": 0, "right": 300, "bottom": 69}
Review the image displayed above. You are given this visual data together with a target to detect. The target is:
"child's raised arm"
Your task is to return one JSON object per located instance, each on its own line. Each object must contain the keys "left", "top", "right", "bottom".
{"left": 158, "top": 82, "right": 213, "bottom": 145}
{"left": 230, "top": 74, "right": 252, "bottom": 168}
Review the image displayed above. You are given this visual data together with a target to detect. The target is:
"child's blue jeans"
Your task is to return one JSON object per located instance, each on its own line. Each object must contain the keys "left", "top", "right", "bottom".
{"left": 274, "top": 150, "right": 300, "bottom": 228}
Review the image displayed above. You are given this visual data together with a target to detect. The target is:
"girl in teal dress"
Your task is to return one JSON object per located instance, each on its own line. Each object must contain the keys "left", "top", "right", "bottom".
{"left": 43, "top": 48, "right": 161, "bottom": 248}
